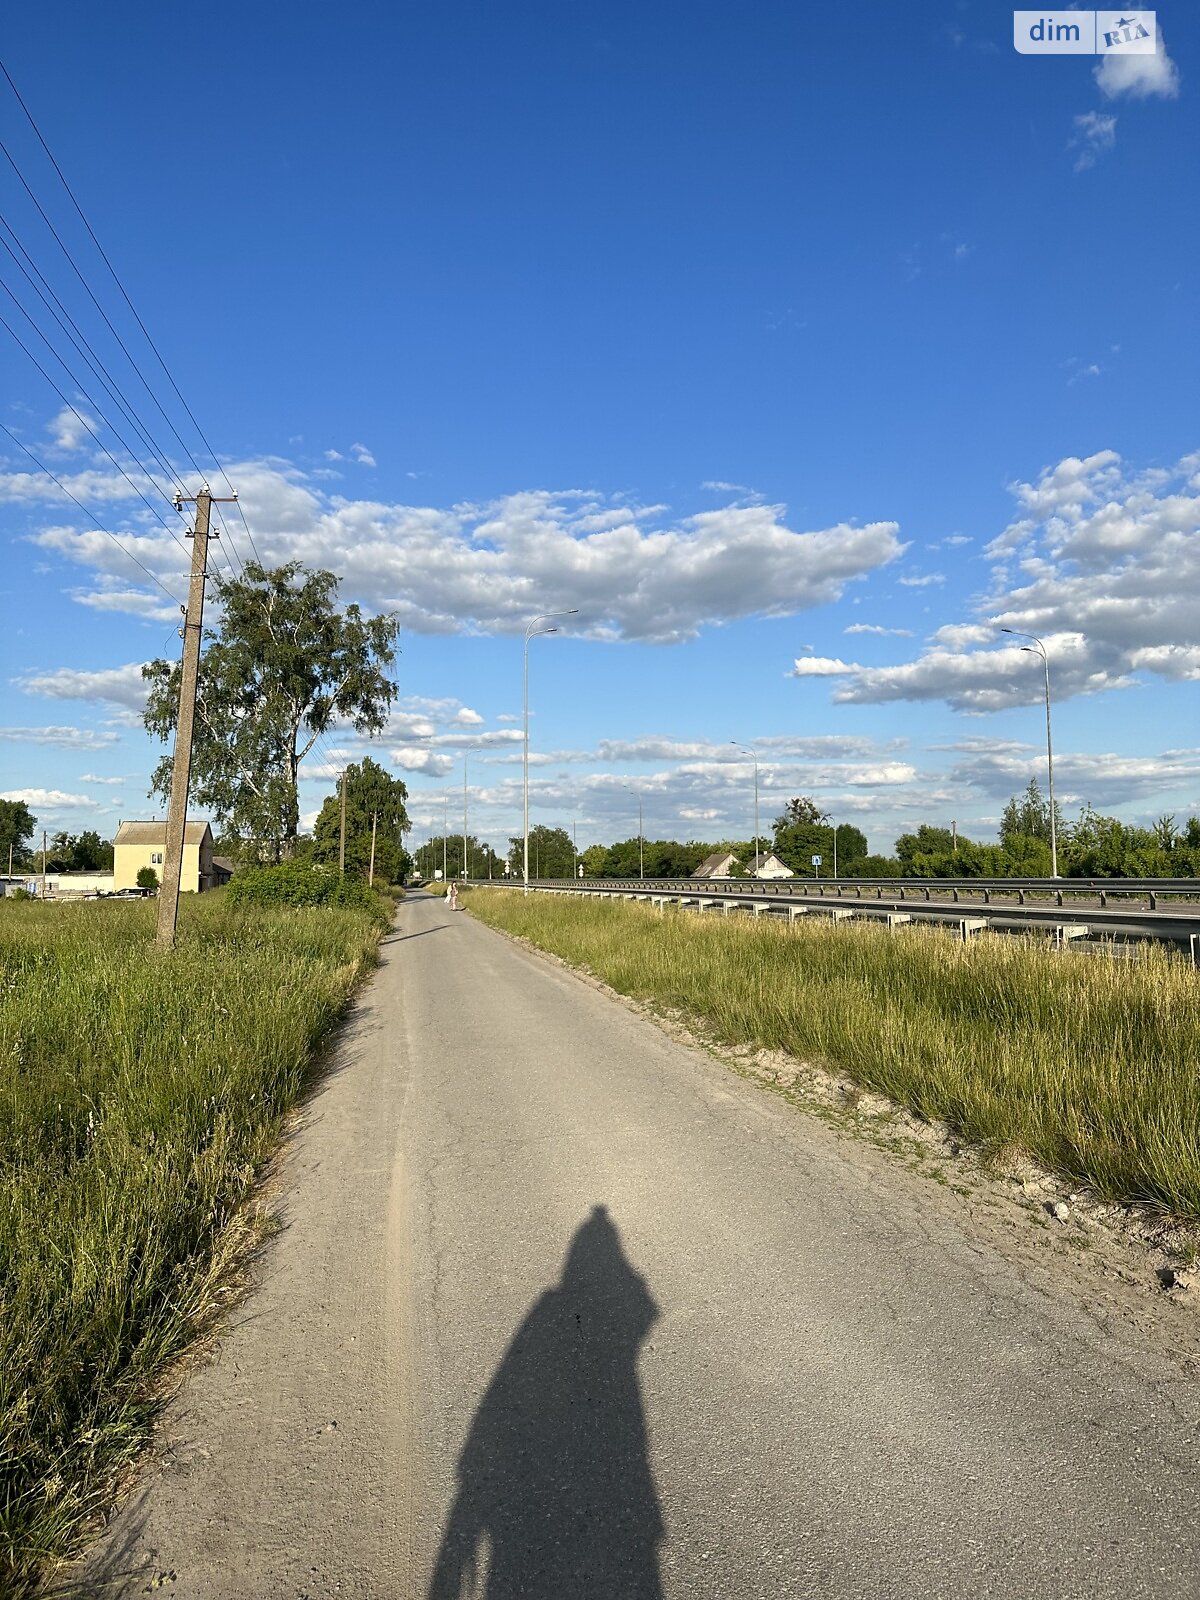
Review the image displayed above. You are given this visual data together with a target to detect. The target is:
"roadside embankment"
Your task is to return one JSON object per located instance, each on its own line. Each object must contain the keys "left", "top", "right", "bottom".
{"left": 464, "top": 889, "right": 1200, "bottom": 1220}
{"left": 0, "top": 892, "right": 389, "bottom": 1597}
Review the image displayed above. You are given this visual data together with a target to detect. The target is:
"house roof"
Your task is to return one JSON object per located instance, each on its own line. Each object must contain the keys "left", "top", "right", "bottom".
{"left": 115, "top": 820, "right": 213, "bottom": 846}
{"left": 211, "top": 856, "right": 236, "bottom": 874}
{"left": 692, "top": 850, "right": 737, "bottom": 878}
{"left": 749, "top": 851, "right": 792, "bottom": 870}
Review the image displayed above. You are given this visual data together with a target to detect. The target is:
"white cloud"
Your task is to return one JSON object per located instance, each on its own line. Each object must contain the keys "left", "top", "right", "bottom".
{"left": 430, "top": 730, "right": 523, "bottom": 750}
{"left": 350, "top": 443, "right": 376, "bottom": 467}
{"left": 930, "top": 623, "right": 995, "bottom": 648}
{"left": 80, "top": 772, "right": 126, "bottom": 785}
{"left": 1071, "top": 111, "right": 1118, "bottom": 170}
{"left": 395, "top": 696, "right": 485, "bottom": 727}
{"left": 14, "top": 662, "right": 150, "bottom": 713}
{"left": 390, "top": 746, "right": 456, "bottom": 776}
{"left": 1, "top": 788, "right": 98, "bottom": 810}
{"left": 1095, "top": 26, "right": 1180, "bottom": 99}
{"left": 948, "top": 743, "right": 1200, "bottom": 810}
{"left": 0, "top": 469, "right": 169, "bottom": 506}
{"left": 14, "top": 453, "right": 906, "bottom": 643}
{"left": 0, "top": 726, "right": 120, "bottom": 750}
{"left": 844, "top": 623, "right": 913, "bottom": 637}
{"left": 897, "top": 572, "right": 946, "bottom": 588}
{"left": 791, "top": 656, "right": 860, "bottom": 677}
{"left": 595, "top": 734, "right": 883, "bottom": 763}
{"left": 72, "top": 587, "right": 179, "bottom": 622}
{"left": 49, "top": 406, "right": 97, "bottom": 452}
{"left": 800, "top": 447, "right": 1200, "bottom": 712}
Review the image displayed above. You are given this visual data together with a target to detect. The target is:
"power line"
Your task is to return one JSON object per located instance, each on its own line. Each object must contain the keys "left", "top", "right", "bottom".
{"left": 0, "top": 213, "right": 192, "bottom": 494}
{"left": 0, "top": 228, "right": 247, "bottom": 592}
{"left": 0, "top": 202, "right": 247, "bottom": 581}
{"left": 0, "top": 419, "right": 182, "bottom": 604}
{"left": 0, "top": 303, "right": 193, "bottom": 555}
{"left": 0, "top": 269, "right": 199, "bottom": 561}
{"left": 0, "top": 59, "right": 263, "bottom": 566}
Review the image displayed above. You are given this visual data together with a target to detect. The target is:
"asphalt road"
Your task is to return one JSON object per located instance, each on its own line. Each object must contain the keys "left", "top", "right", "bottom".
{"left": 74, "top": 890, "right": 1200, "bottom": 1598}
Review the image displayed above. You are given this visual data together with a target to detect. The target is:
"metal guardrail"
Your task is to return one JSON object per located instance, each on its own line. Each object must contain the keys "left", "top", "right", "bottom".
{"left": 469, "top": 874, "right": 1200, "bottom": 910}
{"left": 463, "top": 876, "right": 1200, "bottom": 953}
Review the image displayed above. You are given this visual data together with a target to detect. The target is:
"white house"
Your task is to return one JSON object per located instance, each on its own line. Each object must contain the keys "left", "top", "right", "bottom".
{"left": 692, "top": 851, "right": 740, "bottom": 879}
{"left": 748, "top": 851, "right": 794, "bottom": 879}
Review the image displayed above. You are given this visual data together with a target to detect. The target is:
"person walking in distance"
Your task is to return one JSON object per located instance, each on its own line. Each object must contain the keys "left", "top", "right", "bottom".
{"left": 446, "top": 882, "right": 458, "bottom": 912}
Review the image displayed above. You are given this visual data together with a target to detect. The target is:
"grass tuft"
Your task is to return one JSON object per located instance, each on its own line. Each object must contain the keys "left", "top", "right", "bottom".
{"left": 0, "top": 891, "right": 387, "bottom": 1595}
{"left": 465, "top": 890, "right": 1200, "bottom": 1219}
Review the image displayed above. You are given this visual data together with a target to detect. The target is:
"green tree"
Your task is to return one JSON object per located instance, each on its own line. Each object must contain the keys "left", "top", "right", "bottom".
{"left": 135, "top": 865, "right": 159, "bottom": 891}
{"left": 833, "top": 823, "right": 868, "bottom": 868}
{"left": 895, "top": 825, "right": 956, "bottom": 865}
{"left": 599, "top": 837, "right": 646, "bottom": 878}
{"left": 771, "top": 799, "right": 845, "bottom": 876}
{"left": 999, "top": 779, "right": 1066, "bottom": 851}
{"left": 507, "top": 825, "right": 575, "bottom": 879}
{"left": 144, "top": 562, "right": 398, "bottom": 858}
{"left": 72, "top": 830, "right": 113, "bottom": 872}
{"left": 413, "top": 832, "right": 501, "bottom": 880}
{"left": 778, "top": 796, "right": 829, "bottom": 827}
{"left": 1065, "top": 805, "right": 1161, "bottom": 878}
{"left": 312, "top": 756, "right": 410, "bottom": 883}
{"left": 0, "top": 799, "right": 35, "bottom": 869}
{"left": 579, "top": 843, "right": 608, "bottom": 878}
{"left": 1153, "top": 814, "right": 1179, "bottom": 851}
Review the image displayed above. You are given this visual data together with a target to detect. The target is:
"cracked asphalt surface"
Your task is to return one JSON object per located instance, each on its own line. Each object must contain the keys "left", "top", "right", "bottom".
{"left": 75, "top": 890, "right": 1200, "bottom": 1598}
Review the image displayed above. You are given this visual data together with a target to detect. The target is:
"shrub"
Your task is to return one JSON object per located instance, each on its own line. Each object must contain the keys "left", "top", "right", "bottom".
{"left": 135, "top": 866, "right": 158, "bottom": 891}
{"left": 226, "top": 861, "right": 383, "bottom": 915}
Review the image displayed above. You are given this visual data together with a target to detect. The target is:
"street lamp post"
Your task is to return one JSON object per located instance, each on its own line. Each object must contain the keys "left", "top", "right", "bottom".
{"left": 524, "top": 609, "right": 578, "bottom": 892}
{"left": 463, "top": 746, "right": 484, "bottom": 882}
{"left": 1001, "top": 627, "right": 1058, "bottom": 877}
{"left": 731, "top": 741, "right": 760, "bottom": 875}
{"left": 622, "top": 785, "right": 644, "bottom": 879}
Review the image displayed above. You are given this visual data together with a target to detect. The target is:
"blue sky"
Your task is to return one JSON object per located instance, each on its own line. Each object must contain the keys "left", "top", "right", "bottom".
{"left": 2, "top": 2, "right": 1198, "bottom": 859}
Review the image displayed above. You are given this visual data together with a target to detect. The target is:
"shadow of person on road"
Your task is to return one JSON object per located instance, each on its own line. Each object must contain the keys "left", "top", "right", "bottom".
{"left": 428, "top": 1204, "right": 664, "bottom": 1599}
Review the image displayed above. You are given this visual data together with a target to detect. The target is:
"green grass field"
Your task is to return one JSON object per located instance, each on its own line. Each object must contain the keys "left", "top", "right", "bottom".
{"left": 0, "top": 892, "right": 388, "bottom": 1596}
{"left": 465, "top": 889, "right": 1200, "bottom": 1219}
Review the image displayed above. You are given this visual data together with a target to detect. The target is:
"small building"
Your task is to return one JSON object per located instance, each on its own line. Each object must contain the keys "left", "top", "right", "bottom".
{"left": 211, "top": 855, "right": 235, "bottom": 887}
{"left": 692, "top": 851, "right": 740, "bottom": 879}
{"left": 748, "top": 851, "right": 794, "bottom": 880}
{"left": 114, "top": 820, "right": 216, "bottom": 893}
{"left": 44, "top": 872, "right": 115, "bottom": 899}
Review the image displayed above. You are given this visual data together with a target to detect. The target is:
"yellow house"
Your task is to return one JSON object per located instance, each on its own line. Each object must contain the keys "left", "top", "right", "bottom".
{"left": 113, "top": 820, "right": 216, "bottom": 892}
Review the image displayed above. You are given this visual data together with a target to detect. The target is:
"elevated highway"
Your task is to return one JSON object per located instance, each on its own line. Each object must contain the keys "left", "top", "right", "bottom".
{"left": 471, "top": 876, "right": 1200, "bottom": 953}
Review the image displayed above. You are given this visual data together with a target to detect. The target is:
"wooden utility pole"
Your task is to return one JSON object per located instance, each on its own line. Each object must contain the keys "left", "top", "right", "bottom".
{"left": 369, "top": 810, "right": 378, "bottom": 884}
{"left": 339, "top": 770, "right": 347, "bottom": 874}
{"left": 156, "top": 487, "right": 236, "bottom": 949}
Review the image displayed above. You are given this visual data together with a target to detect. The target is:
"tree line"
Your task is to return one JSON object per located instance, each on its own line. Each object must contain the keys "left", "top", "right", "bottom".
{"left": 0, "top": 804, "right": 114, "bottom": 875}
{"left": 404, "top": 782, "right": 1200, "bottom": 883}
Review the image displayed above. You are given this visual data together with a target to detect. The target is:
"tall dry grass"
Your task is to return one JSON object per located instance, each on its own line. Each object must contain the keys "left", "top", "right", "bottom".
{"left": 466, "top": 890, "right": 1200, "bottom": 1217}
{"left": 0, "top": 892, "right": 386, "bottom": 1595}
